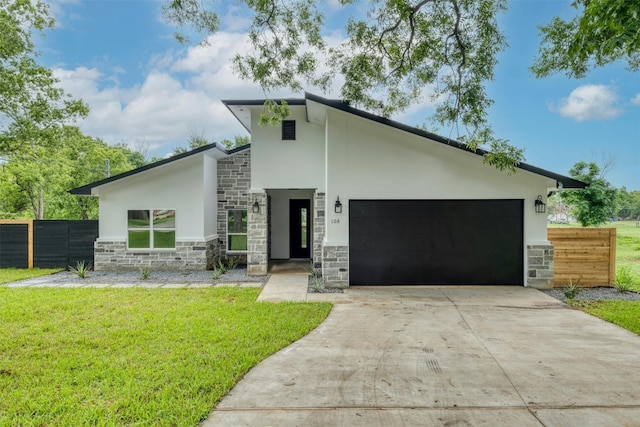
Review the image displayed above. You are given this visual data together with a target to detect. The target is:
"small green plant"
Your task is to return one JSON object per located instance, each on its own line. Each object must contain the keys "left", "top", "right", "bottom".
{"left": 615, "top": 266, "right": 635, "bottom": 293}
{"left": 68, "top": 261, "right": 91, "bottom": 279}
{"left": 216, "top": 260, "right": 227, "bottom": 274}
{"left": 308, "top": 268, "right": 324, "bottom": 293}
{"left": 564, "top": 278, "right": 581, "bottom": 299}
{"left": 212, "top": 267, "right": 224, "bottom": 280}
{"left": 139, "top": 266, "right": 151, "bottom": 280}
{"left": 225, "top": 256, "right": 240, "bottom": 270}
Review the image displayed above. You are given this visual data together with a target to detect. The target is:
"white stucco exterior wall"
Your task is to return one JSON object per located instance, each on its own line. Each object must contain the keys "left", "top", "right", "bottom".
{"left": 323, "top": 109, "right": 554, "bottom": 245}
{"left": 96, "top": 155, "right": 206, "bottom": 242}
{"left": 250, "top": 106, "right": 326, "bottom": 190}
{"left": 203, "top": 154, "right": 218, "bottom": 240}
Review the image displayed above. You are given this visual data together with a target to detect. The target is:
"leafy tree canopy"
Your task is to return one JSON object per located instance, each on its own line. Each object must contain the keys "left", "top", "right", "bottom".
{"left": 163, "top": 0, "right": 524, "bottom": 172}
{"left": 532, "top": 0, "right": 640, "bottom": 78}
{"left": 0, "top": 0, "right": 88, "bottom": 155}
{"left": 561, "top": 161, "right": 617, "bottom": 227}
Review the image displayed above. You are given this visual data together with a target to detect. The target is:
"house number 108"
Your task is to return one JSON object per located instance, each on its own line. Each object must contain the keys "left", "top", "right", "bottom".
{"left": 331, "top": 219, "right": 340, "bottom": 224}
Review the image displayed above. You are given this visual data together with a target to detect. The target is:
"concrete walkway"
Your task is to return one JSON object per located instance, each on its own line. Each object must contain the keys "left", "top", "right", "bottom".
{"left": 204, "top": 286, "right": 640, "bottom": 426}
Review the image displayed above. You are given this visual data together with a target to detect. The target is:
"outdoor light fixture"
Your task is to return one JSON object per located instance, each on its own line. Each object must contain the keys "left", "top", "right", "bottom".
{"left": 252, "top": 199, "right": 260, "bottom": 214}
{"left": 334, "top": 196, "right": 343, "bottom": 214}
{"left": 535, "top": 195, "right": 546, "bottom": 214}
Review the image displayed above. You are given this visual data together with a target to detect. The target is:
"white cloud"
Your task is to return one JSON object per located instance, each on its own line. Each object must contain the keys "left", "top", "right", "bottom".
{"left": 553, "top": 84, "right": 623, "bottom": 121}
{"left": 631, "top": 93, "right": 640, "bottom": 105}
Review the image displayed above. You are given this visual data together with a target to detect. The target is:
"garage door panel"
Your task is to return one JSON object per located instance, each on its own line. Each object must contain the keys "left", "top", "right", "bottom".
{"left": 349, "top": 200, "right": 523, "bottom": 285}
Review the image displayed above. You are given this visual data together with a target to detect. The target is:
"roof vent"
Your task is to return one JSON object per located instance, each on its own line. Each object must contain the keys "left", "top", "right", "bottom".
{"left": 282, "top": 120, "right": 296, "bottom": 140}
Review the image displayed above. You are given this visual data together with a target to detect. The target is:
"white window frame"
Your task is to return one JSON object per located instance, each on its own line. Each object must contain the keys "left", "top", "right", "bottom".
{"left": 127, "top": 209, "right": 176, "bottom": 250}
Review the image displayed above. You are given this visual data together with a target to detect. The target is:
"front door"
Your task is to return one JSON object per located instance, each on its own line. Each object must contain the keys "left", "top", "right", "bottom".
{"left": 289, "top": 199, "right": 311, "bottom": 259}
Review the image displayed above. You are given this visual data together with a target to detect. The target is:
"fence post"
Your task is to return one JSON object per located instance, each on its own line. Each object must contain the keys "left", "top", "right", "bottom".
{"left": 609, "top": 228, "right": 616, "bottom": 286}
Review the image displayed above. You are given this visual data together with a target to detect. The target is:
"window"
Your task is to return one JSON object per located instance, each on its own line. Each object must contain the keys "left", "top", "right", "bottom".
{"left": 227, "top": 209, "right": 248, "bottom": 252}
{"left": 282, "top": 120, "right": 296, "bottom": 140}
{"left": 127, "top": 210, "right": 175, "bottom": 249}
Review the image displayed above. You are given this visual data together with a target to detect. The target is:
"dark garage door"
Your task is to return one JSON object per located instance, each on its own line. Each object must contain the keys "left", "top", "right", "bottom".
{"left": 349, "top": 200, "right": 523, "bottom": 285}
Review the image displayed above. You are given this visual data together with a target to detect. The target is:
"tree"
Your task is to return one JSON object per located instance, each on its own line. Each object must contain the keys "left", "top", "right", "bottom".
{"left": 532, "top": 0, "right": 640, "bottom": 78}
{"left": 220, "top": 135, "right": 250, "bottom": 150}
{"left": 0, "top": 0, "right": 88, "bottom": 156}
{"left": 0, "top": 126, "right": 140, "bottom": 219}
{"left": 162, "top": 0, "right": 524, "bottom": 172}
{"left": 561, "top": 161, "right": 616, "bottom": 227}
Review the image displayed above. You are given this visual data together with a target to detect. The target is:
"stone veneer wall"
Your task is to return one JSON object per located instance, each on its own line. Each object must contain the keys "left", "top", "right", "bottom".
{"left": 247, "top": 191, "right": 268, "bottom": 275}
{"left": 527, "top": 244, "right": 554, "bottom": 289}
{"left": 94, "top": 238, "right": 219, "bottom": 270}
{"left": 313, "top": 192, "right": 325, "bottom": 270}
{"left": 322, "top": 245, "right": 348, "bottom": 288}
{"left": 217, "top": 150, "right": 250, "bottom": 263}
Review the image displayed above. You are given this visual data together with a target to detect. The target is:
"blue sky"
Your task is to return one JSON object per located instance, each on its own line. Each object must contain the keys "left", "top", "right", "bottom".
{"left": 39, "top": 0, "right": 639, "bottom": 189}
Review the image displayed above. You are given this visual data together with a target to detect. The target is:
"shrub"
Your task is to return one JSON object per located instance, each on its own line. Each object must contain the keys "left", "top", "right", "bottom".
{"left": 139, "top": 266, "right": 151, "bottom": 280}
{"left": 615, "top": 266, "right": 635, "bottom": 293}
{"left": 69, "top": 261, "right": 91, "bottom": 279}
{"left": 564, "top": 278, "right": 581, "bottom": 299}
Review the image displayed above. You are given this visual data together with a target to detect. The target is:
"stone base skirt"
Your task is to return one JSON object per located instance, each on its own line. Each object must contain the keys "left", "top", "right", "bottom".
{"left": 94, "top": 238, "right": 220, "bottom": 271}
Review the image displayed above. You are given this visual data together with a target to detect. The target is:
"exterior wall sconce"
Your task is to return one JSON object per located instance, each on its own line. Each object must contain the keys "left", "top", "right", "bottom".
{"left": 334, "top": 196, "right": 343, "bottom": 214}
{"left": 535, "top": 195, "right": 546, "bottom": 214}
{"left": 252, "top": 199, "right": 260, "bottom": 214}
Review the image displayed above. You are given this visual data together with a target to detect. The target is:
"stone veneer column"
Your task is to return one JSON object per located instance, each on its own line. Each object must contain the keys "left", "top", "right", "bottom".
{"left": 527, "top": 244, "right": 554, "bottom": 289}
{"left": 322, "top": 245, "right": 348, "bottom": 288}
{"left": 313, "top": 192, "right": 325, "bottom": 270}
{"left": 247, "top": 191, "right": 268, "bottom": 276}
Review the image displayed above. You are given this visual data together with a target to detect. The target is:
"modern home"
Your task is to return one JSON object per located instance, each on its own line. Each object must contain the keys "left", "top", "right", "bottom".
{"left": 71, "top": 93, "right": 586, "bottom": 289}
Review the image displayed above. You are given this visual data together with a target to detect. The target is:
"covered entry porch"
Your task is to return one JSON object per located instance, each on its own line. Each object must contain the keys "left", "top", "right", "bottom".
{"left": 247, "top": 189, "right": 325, "bottom": 276}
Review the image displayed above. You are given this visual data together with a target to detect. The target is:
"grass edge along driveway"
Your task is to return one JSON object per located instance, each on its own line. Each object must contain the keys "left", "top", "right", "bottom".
{"left": 0, "top": 287, "right": 332, "bottom": 427}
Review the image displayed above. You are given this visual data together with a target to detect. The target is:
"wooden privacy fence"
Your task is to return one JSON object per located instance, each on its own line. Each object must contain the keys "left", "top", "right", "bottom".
{"left": 0, "top": 220, "right": 98, "bottom": 269}
{"left": 547, "top": 227, "right": 616, "bottom": 287}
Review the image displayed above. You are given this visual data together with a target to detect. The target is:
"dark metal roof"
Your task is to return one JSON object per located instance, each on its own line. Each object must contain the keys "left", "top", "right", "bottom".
{"left": 69, "top": 143, "right": 249, "bottom": 195}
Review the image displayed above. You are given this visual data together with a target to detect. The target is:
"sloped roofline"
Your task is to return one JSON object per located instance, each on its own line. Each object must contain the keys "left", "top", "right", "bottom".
{"left": 223, "top": 93, "right": 587, "bottom": 189}
{"left": 69, "top": 143, "right": 250, "bottom": 196}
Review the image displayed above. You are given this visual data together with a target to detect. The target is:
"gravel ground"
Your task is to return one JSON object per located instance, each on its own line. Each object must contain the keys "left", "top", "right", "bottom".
{"left": 4, "top": 267, "right": 268, "bottom": 288}
{"left": 541, "top": 286, "right": 640, "bottom": 302}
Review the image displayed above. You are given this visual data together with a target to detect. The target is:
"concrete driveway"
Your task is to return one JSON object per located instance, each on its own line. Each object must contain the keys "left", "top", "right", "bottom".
{"left": 203, "top": 286, "right": 640, "bottom": 426}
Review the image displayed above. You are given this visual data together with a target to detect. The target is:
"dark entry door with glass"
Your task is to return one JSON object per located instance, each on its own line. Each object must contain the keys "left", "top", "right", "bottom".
{"left": 289, "top": 199, "right": 311, "bottom": 258}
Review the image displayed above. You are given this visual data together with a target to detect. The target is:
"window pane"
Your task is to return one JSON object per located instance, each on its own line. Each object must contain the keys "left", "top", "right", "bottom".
{"left": 228, "top": 210, "right": 248, "bottom": 233}
{"left": 228, "top": 235, "right": 247, "bottom": 251}
{"left": 153, "top": 210, "right": 175, "bottom": 228}
{"left": 154, "top": 230, "right": 176, "bottom": 248}
{"left": 128, "top": 210, "right": 150, "bottom": 228}
{"left": 301, "top": 208, "right": 307, "bottom": 248}
{"left": 128, "top": 230, "right": 150, "bottom": 248}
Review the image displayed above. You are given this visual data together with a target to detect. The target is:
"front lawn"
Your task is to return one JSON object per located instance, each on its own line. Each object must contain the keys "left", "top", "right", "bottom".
{"left": 0, "top": 287, "right": 332, "bottom": 426}
{"left": 0, "top": 267, "right": 62, "bottom": 284}
{"left": 569, "top": 300, "right": 640, "bottom": 335}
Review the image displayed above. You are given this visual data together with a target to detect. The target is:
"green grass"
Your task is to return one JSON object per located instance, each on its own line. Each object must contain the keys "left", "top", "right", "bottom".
{"left": 0, "top": 268, "right": 62, "bottom": 284}
{"left": 0, "top": 287, "right": 332, "bottom": 426}
{"left": 568, "top": 300, "right": 640, "bottom": 335}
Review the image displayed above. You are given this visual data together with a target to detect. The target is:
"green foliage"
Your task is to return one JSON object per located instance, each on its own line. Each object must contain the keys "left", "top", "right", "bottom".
{"left": 615, "top": 266, "right": 635, "bottom": 293}
{"left": 220, "top": 135, "right": 250, "bottom": 150}
{"left": 561, "top": 161, "right": 617, "bottom": 227}
{"left": 224, "top": 255, "right": 241, "bottom": 270}
{"left": 532, "top": 0, "right": 640, "bottom": 78}
{"left": 0, "top": 0, "right": 88, "bottom": 156}
{"left": 68, "top": 261, "right": 91, "bottom": 279}
{"left": 0, "top": 287, "right": 332, "bottom": 425}
{"left": 0, "top": 126, "right": 143, "bottom": 219}
{"left": 139, "top": 265, "right": 151, "bottom": 280}
{"left": 563, "top": 279, "right": 581, "bottom": 300}
{"left": 163, "top": 0, "right": 525, "bottom": 171}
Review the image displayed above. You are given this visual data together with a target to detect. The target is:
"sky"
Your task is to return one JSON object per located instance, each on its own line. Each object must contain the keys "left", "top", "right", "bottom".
{"left": 37, "top": 0, "right": 639, "bottom": 189}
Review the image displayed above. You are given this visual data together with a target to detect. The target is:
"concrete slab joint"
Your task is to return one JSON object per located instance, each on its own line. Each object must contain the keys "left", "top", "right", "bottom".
{"left": 526, "top": 244, "right": 554, "bottom": 289}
